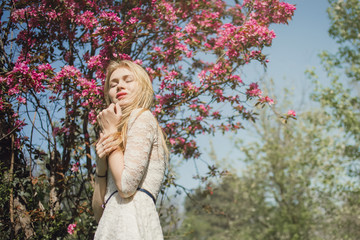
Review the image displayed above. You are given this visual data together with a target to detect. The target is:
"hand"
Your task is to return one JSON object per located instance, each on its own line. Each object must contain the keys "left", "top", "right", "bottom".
{"left": 95, "top": 133, "right": 108, "bottom": 174}
{"left": 97, "top": 102, "right": 122, "bottom": 135}
{"left": 96, "top": 132, "right": 122, "bottom": 160}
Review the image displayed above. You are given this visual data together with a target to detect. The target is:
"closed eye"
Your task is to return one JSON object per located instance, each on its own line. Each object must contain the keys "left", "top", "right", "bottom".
{"left": 123, "top": 75, "right": 134, "bottom": 83}
{"left": 109, "top": 79, "right": 118, "bottom": 88}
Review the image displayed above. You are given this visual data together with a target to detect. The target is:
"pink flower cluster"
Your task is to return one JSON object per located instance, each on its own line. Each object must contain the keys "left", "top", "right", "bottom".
{"left": 246, "top": 83, "right": 274, "bottom": 106}
{"left": 71, "top": 162, "right": 80, "bottom": 173}
{"left": 2, "top": 0, "right": 296, "bottom": 161}
{"left": 76, "top": 11, "right": 98, "bottom": 29}
{"left": 67, "top": 223, "right": 76, "bottom": 235}
{"left": 214, "top": 20, "right": 276, "bottom": 60}
{"left": 246, "top": 83, "right": 262, "bottom": 97}
{"left": 287, "top": 110, "right": 296, "bottom": 117}
{"left": 0, "top": 59, "right": 52, "bottom": 114}
{"left": 243, "top": 0, "right": 296, "bottom": 24}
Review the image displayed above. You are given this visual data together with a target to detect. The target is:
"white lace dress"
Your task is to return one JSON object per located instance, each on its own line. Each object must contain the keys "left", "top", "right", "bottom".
{"left": 94, "top": 109, "right": 167, "bottom": 240}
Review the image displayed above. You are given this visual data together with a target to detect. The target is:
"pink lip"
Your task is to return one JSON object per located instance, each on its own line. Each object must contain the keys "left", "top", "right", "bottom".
{"left": 116, "top": 92, "right": 127, "bottom": 99}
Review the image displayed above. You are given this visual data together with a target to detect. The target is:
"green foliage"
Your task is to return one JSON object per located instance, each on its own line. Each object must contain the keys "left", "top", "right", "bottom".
{"left": 312, "top": 77, "right": 360, "bottom": 160}
{"left": 328, "top": 0, "right": 360, "bottom": 81}
{"left": 312, "top": 0, "right": 360, "bottom": 181}
{"left": 0, "top": 163, "right": 96, "bottom": 239}
{"left": 309, "top": 2, "right": 360, "bottom": 238}
{"left": 179, "top": 109, "right": 355, "bottom": 240}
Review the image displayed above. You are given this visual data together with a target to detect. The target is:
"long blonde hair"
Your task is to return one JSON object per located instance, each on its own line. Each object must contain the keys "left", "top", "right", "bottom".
{"left": 104, "top": 60, "right": 168, "bottom": 157}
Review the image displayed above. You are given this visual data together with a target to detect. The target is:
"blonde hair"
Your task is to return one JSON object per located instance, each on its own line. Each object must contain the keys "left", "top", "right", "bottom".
{"left": 104, "top": 60, "right": 168, "bottom": 158}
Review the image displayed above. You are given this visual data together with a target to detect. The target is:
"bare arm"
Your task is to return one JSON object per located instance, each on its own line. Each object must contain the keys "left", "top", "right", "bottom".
{"left": 107, "top": 148, "right": 125, "bottom": 197}
{"left": 92, "top": 171, "right": 107, "bottom": 223}
{"left": 92, "top": 102, "right": 122, "bottom": 222}
{"left": 92, "top": 137, "right": 109, "bottom": 223}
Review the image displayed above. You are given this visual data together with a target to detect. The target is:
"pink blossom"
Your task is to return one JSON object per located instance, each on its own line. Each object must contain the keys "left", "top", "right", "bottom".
{"left": 133, "top": 59, "right": 143, "bottom": 65}
{"left": 259, "top": 96, "right": 274, "bottom": 105}
{"left": 287, "top": 110, "right": 296, "bottom": 117}
{"left": 196, "top": 116, "right": 204, "bottom": 121}
{"left": 184, "top": 23, "right": 197, "bottom": 34}
{"left": 14, "top": 138, "right": 21, "bottom": 149}
{"left": 76, "top": 11, "right": 98, "bottom": 29}
{"left": 230, "top": 75, "right": 243, "bottom": 83}
{"left": 71, "top": 162, "right": 80, "bottom": 173}
{"left": 99, "top": 11, "right": 121, "bottom": 24}
{"left": 16, "top": 96, "right": 27, "bottom": 104}
{"left": 214, "top": 89, "right": 223, "bottom": 96}
{"left": 67, "top": 223, "right": 76, "bottom": 235}
{"left": 88, "top": 110, "right": 97, "bottom": 125}
{"left": 158, "top": 2, "right": 177, "bottom": 22}
{"left": 246, "top": 83, "right": 262, "bottom": 97}
{"left": 128, "top": 17, "right": 138, "bottom": 24}
{"left": 11, "top": 8, "right": 26, "bottom": 22}
{"left": 186, "top": 50, "right": 193, "bottom": 58}
{"left": 13, "top": 61, "right": 29, "bottom": 75}
{"left": 169, "top": 138, "right": 176, "bottom": 145}
{"left": 47, "top": 10, "right": 57, "bottom": 20}
{"left": 199, "top": 104, "right": 207, "bottom": 113}
{"left": 8, "top": 86, "right": 20, "bottom": 95}
{"left": 155, "top": 104, "right": 162, "bottom": 113}
{"left": 38, "top": 63, "right": 53, "bottom": 72}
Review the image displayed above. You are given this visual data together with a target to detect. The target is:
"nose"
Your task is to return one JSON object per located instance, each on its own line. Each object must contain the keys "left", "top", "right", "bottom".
{"left": 116, "top": 81, "right": 124, "bottom": 91}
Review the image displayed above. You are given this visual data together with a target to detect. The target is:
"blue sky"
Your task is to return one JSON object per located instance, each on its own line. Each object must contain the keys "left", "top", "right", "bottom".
{"left": 175, "top": 0, "right": 339, "bottom": 193}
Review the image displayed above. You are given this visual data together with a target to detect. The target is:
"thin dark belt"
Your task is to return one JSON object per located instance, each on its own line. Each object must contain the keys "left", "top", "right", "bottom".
{"left": 137, "top": 188, "right": 156, "bottom": 204}
{"left": 102, "top": 188, "right": 156, "bottom": 209}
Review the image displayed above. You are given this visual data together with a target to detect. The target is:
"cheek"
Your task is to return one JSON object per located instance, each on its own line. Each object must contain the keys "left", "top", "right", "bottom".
{"left": 129, "top": 83, "right": 139, "bottom": 94}
{"left": 108, "top": 89, "right": 115, "bottom": 96}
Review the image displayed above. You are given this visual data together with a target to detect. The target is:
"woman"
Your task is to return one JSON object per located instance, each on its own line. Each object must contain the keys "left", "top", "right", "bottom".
{"left": 92, "top": 60, "right": 168, "bottom": 240}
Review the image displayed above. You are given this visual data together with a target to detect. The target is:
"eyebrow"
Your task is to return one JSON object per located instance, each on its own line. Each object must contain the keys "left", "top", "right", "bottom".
{"left": 110, "top": 74, "right": 132, "bottom": 82}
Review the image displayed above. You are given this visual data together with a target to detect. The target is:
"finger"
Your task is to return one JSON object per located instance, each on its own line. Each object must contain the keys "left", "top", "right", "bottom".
{"left": 104, "top": 146, "right": 117, "bottom": 156}
{"left": 100, "top": 133, "right": 112, "bottom": 143}
{"left": 97, "top": 150, "right": 103, "bottom": 159}
{"left": 99, "top": 143, "right": 120, "bottom": 158}
{"left": 98, "top": 146, "right": 108, "bottom": 157}
{"left": 98, "top": 136, "right": 117, "bottom": 152}
{"left": 96, "top": 139, "right": 103, "bottom": 148}
{"left": 101, "top": 135, "right": 120, "bottom": 147}
{"left": 96, "top": 147, "right": 103, "bottom": 157}
{"left": 99, "top": 132, "right": 112, "bottom": 142}
{"left": 97, "top": 140, "right": 106, "bottom": 151}
{"left": 102, "top": 142, "right": 116, "bottom": 153}
{"left": 108, "top": 103, "right": 115, "bottom": 111}
{"left": 96, "top": 139, "right": 106, "bottom": 152}
{"left": 99, "top": 152, "right": 105, "bottom": 159}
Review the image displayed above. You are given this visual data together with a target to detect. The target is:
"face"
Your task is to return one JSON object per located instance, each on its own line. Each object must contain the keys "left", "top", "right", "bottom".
{"left": 108, "top": 67, "right": 139, "bottom": 107}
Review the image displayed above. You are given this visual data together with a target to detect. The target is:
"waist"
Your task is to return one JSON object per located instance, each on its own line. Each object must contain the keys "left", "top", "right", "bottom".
{"left": 102, "top": 188, "right": 156, "bottom": 209}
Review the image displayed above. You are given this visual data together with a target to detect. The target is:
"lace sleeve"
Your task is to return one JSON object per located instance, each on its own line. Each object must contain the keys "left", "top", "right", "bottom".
{"left": 120, "top": 110, "right": 157, "bottom": 197}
